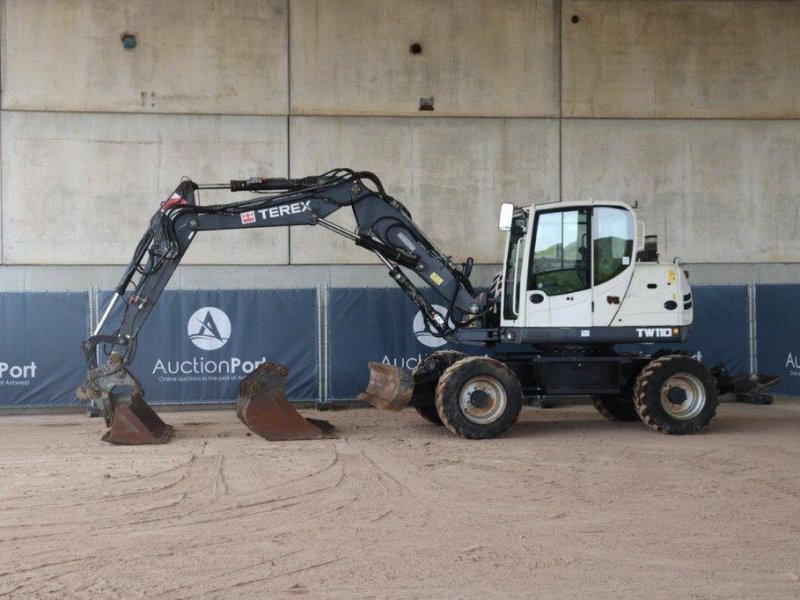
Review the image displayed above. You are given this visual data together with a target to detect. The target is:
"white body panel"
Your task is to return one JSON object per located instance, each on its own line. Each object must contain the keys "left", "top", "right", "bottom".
{"left": 526, "top": 287, "right": 592, "bottom": 327}
{"left": 614, "top": 263, "right": 693, "bottom": 327}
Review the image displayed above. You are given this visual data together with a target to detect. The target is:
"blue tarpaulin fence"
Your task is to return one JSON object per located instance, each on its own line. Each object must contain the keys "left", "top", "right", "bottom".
{"left": 0, "top": 293, "right": 87, "bottom": 406}
{"left": 755, "top": 285, "right": 800, "bottom": 396}
{"left": 1, "top": 284, "right": 798, "bottom": 407}
{"left": 96, "top": 289, "right": 319, "bottom": 403}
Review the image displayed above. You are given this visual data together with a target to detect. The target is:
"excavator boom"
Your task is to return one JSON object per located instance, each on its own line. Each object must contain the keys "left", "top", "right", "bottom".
{"left": 79, "top": 169, "right": 483, "bottom": 444}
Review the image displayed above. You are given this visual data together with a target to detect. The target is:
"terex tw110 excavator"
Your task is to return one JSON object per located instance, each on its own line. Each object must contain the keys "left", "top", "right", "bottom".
{"left": 78, "top": 168, "right": 765, "bottom": 444}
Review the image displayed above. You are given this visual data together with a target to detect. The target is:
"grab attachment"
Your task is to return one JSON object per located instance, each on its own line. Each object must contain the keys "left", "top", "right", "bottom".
{"left": 357, "top": 362, "right": 415, "bottom": 411}
{"left": 235, "top": 362, "right": 333, "bottom": 441}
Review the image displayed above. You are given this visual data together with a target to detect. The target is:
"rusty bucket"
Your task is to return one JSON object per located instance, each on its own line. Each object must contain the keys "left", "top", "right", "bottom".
{"left": 357, "top": 362, "right": 415, "bottom": 411}
{"left": 235, "top": 362, "right": 333, "bottom": 441}
{"left": 102, "top": 391, "right": 173, "bottom": 445}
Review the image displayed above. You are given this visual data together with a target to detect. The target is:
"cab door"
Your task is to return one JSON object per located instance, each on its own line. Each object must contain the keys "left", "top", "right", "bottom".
{"left": 525, "top": 207, "right": 593, "bottom": 328}
{"left": 592, "top": 206, "right": 636, "bottom": 326}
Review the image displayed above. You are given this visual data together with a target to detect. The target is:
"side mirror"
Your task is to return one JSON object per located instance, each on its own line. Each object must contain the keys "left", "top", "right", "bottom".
{"left": 498, "top": 203, "right": 514, "bottom": 231}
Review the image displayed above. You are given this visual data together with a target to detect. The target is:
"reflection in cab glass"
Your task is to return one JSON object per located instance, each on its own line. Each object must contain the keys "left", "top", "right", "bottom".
{"left": 529, "top": 209, "right": 590, "bottom": 296}
{"left": 593, "top": 207, "right": 634, "bottom": 285}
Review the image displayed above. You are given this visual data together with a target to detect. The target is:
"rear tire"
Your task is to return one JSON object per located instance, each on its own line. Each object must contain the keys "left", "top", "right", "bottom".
{"left": 411, "top": 350, "right": 467, "bottom": 425}
{"left": 414, "top": 403, "right": 443, "bottom": 425}
{"left": 633, "top": 354, "right": 718, "bottom": 434}
{"left": 435, "top": 356, "right": 522, "bottom": 439}
{"left": 592, "top": 394, "right": 639, "bottom": 422}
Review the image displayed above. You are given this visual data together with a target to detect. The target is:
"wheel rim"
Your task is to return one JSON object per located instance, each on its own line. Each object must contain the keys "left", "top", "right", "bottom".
{"left": 458, "top": 376, "right": 507, "bottom": 424}
{"left": 659, "top": 373, "right": 706, "bottom": 420}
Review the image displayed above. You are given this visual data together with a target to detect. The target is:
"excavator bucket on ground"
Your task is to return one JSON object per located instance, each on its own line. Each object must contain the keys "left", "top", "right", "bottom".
{"left": 102, "top": 391, "right": 174, "bottom": 445}
{"left": 76, "top": 363, "right": 173, "bottom": 445}
{"left": 357, "top": 362, "right": 415, "bottom": 411}
{"left": 235, "top": 362, "right": 334, "bottom": 441}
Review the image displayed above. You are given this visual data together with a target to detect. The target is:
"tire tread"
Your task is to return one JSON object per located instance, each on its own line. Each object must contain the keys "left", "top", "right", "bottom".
{"left": 633, "top": 354, "right": 718, "bottom": 434}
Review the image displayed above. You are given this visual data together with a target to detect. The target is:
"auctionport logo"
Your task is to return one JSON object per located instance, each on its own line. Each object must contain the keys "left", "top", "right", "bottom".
{"left": 187, "top": 307, "right": 231, "bottom": 351}
{"left": 412, "top": 304, "right": 449, "bottom": 348}
{"left": 0, "top": 361, "right": 37, "bottom": 386}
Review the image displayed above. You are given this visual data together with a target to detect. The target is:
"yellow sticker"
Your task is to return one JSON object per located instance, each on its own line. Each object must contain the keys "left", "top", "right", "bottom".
{"left": 668, "top": 268, "right": 676, "bottom": 284}
{"left": 430, "top": 272, "right": 444, "bottom": 286}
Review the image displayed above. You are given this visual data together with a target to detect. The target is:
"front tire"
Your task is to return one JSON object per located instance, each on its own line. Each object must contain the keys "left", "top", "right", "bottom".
{"left": 411, "top": 350, "right": 467, "bottom": 425}
{"left": 633, "top": 355, "right": 718, "bottom": 434}
{"left": 435, "top": 357, "right": 522, "bottom": 439}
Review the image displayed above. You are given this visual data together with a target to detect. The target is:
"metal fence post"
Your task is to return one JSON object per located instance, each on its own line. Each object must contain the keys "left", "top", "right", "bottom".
{"left": 748, "top": 281, "right": 758, "bottom": 375}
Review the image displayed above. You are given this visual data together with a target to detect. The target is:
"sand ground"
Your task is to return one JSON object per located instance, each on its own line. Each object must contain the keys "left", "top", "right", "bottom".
{"left": 0, "top": 400, "right": 798, "bottom": 599}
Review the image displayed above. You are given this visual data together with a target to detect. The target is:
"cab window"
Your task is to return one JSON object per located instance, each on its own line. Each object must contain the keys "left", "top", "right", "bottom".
{"left": 593, "top": 207, "right": 634, "bottom": 285}
{"left": 528, "top": 208, "right": 590, "bottom": 296}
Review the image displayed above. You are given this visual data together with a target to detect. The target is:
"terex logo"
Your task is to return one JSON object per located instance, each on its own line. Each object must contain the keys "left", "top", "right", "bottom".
{"left": 636, "top": 328, "right": 675, "bottom": 339}
{"left": 188, "top": 307, "right": 231, "bottom": 351}
{"left": 258, "top": 201, "right": 311, "bottom": 220}
{"left": 413, "top": 304, "right": 451, "bottom": 348}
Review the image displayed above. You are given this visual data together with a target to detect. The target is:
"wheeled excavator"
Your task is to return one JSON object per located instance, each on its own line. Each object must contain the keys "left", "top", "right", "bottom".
{"left": 78, "top": 168, "right": 752, "bottom": 444}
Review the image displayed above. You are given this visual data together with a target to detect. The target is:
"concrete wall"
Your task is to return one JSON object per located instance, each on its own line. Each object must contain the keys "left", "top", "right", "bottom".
{"left": 289, "top": 0, "right": 558, "bottom": 117}
{"left": 289, "top": 117, "right": 558, "bottom": 263}
{"left": 562, "top": 1, "right": 800, "bottom": 119}
{"left": 1, "top": 0, "right": 288, "bottom": 114}
{"left": 1, "top": 0, "right": 799, "bottom": 291}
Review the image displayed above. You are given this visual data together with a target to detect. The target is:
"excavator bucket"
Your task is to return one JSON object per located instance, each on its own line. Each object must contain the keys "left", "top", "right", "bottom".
{"left": 235, "top": 362, "right": 333, "bottom": 441}
{"left": 357, "top": 362, "right": 415, "bottom": 411}
{"left": 103, "top": 390, "right": 173, "bottom": 445}
{"left": 76, "top": 363, "right": 173, "bottom": 445}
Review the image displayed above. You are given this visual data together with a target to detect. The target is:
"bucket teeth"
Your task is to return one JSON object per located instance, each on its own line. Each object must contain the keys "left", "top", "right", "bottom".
{"left": 357, "top": 362, "right": 415, "bottom": 411}
{"left": 235, "top": 362, "right": 333, "bottom": 441}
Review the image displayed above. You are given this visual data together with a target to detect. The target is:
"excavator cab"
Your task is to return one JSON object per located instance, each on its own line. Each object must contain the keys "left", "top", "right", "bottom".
{"left": 498, "top": 200, "right": 693, "bottom": 337}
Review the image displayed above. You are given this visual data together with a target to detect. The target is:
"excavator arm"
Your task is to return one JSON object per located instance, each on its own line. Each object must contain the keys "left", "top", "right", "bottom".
{"left": 78, "top": 169, "right": 485, "bottom": 443}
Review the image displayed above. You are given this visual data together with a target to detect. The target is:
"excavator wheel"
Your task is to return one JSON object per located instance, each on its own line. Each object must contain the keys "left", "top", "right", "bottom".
{"left": 592, "top": 395, "right": 639, "bottom": 422}
{"left": 633, "top": 354, "right": 718, "bottom": 434}
{"left": 592, "top": 377, "right": 639, "bottom": 422}
{"left": 435, "top": 356, "right": 522, "bottom": 439}
{"left": 411, "top": 350, "right": 468, "bottom": 425}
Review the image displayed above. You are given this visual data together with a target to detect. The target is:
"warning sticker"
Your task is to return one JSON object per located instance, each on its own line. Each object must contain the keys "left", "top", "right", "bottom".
{"left": 240, "top": 211, "right": 256, "bottom": 225}
{"left": 429, "top": 272, "right": 444, "bottom": 286}
{"left": 668, "top": 268, "right": 677, "bottom": 284}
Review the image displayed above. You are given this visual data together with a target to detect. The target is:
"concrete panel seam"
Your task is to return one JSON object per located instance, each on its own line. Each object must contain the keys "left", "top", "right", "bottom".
{"left": 0, "top": 108, "right": 292, "bottom": 118}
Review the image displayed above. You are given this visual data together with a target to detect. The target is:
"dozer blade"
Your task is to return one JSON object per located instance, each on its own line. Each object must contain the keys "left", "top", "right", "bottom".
{"left": 102, "top": 390, "right": 173, "bottom": 445}
{"left": 236, "top": 362, "right": 333, "bottom": 441}
{"left": 357, "top": 362, "right": 414, "bottom": 411}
